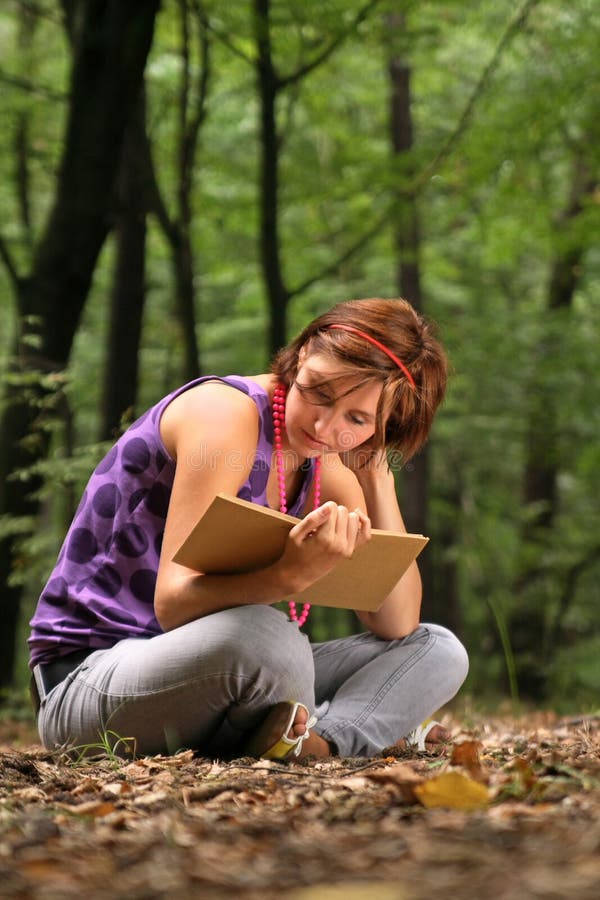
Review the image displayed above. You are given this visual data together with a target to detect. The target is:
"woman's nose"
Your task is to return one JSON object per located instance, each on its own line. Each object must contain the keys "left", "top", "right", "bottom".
{"left": 314, "top": 408, "right": 337, "bottom": 441}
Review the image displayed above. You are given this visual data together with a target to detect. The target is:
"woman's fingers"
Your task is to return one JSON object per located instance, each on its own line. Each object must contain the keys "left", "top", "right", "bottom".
{"left": 290, "top": 501, "right": 335, "bottom": 541}
{"left": 282, "top": 503, "right": 372, "bottom": 592}
{"left": 353, "top": 507, "right": 371, "bottom": 545}
{"left": 291, "top": 503, "right": 371, "bottom": 558}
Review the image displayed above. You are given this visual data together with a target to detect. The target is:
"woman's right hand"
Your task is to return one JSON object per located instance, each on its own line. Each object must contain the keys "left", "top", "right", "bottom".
{"left": 275, "top": 502, "right": 371, "bottom": 595}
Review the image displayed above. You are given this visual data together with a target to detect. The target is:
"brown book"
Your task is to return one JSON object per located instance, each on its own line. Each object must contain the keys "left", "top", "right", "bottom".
{"left": 173, "top": 493, "right": 429, "bottom": 613}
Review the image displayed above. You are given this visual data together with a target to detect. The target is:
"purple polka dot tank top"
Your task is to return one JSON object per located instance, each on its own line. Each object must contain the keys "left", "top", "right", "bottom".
{"left": 28, "top": 376, "right": 317, "bottom": 667}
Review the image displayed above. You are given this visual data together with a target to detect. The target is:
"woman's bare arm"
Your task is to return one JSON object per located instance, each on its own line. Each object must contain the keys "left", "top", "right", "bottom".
{"left": 319, "top": 451, "right": 422, "bottom": 640}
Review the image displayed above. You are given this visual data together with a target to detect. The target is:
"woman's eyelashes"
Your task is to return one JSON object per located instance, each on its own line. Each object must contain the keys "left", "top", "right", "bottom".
{"left": 296, "top": 382, "right": 371, "bottom": 429}
{"left": 348, "top": 414, "right": 366, "bottom": 427}
{"left": 297, "top": 383, "right": 334, "bottom": 405}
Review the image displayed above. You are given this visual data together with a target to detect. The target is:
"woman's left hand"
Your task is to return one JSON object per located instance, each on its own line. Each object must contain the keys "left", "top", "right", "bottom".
{"left": 339, "top": 442, "right": 390, "bottom": 482}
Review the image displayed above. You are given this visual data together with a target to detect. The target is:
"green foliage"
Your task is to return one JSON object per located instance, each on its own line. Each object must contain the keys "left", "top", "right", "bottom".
{"left": 0, "top": 0, "right": 599, "bottom": 704}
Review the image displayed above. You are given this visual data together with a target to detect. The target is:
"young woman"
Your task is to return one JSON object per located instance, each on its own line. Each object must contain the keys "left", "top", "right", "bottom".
{"left": 29, "top": 297, "right": 468, "bottom": 759}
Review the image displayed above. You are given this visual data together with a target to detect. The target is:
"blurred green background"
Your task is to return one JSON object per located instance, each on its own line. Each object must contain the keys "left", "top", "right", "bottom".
{"left": 0, "top": 0, "right": 598, "bottom": 714}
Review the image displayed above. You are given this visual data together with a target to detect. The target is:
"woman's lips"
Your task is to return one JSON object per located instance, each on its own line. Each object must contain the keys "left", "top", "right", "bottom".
{"left": 301, "top": 428, "right": 329, "bottom": 449}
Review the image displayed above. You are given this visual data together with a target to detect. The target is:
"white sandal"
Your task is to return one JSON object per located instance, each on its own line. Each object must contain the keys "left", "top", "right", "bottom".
{"left": 405, "top": 718, "right": 444, "bottom": 751}
{"left": 244, "top": 701, "right": 318, "bottom": 760}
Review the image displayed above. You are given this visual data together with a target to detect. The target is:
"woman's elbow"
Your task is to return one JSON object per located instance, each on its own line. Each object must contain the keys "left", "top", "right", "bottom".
{"left": 154, "top": 572, "right": 190, "bottom": 632}
{"left": 154, "top": 593, "right": 176, "bottom": 632}
{"left": 359, "top": 610, "right": 420, "bottom": 641}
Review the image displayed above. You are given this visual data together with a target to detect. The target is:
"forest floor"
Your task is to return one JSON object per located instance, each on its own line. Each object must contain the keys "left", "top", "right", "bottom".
{"left": 0, "top": 706, "right": 598, "bottom": 899}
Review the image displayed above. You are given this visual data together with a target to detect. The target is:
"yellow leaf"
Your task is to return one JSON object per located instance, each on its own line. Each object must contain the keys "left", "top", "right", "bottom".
{"left": 414, "top": 771, "right": 489, "bottom": 810}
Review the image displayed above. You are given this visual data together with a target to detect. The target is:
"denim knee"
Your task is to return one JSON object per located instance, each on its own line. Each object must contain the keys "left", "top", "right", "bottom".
{"left": 212, "top": 605, "right": 316, "bottom": 703}
{"left": 425, "top": 623, "right": 469, "bottom": 696}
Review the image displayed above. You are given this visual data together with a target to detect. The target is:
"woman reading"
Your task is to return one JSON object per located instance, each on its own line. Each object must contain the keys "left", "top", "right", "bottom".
{"left": 29, "top": 297, "right": 468, "bottom": 759}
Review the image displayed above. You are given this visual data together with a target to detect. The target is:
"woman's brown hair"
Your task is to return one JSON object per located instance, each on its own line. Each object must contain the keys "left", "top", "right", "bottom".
{"left": 271, "top": 298, "right": 447, "bottom": 462}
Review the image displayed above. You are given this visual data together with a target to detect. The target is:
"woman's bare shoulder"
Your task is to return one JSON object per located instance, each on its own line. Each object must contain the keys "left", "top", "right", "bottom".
{"left": 160, "top": 380, "right": 263, "bottom": 458}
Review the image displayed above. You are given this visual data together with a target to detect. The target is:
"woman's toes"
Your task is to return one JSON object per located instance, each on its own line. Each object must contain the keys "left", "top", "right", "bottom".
{"left": 425, "top": 724, "right": 450, "bottom": 744}
{"left": 289, "top": 706, "right": 308, "bottom": 739}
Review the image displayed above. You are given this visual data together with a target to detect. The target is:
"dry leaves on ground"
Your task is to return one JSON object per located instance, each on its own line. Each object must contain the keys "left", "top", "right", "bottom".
{"left": 0, "top": 711, "right": 598, "bottom": 899}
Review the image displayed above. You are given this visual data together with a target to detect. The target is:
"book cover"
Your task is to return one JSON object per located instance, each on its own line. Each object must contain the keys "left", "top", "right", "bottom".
{"left": 173, "top": 493, "right": 429, "bottom": 612}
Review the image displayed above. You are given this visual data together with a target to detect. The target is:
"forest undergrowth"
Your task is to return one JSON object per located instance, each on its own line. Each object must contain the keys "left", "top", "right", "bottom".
{"left": 0, "top": 703, "right": 598, "bottom": 899}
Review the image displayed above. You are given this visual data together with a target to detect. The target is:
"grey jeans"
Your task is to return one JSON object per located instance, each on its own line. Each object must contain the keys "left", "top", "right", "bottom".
{"left": 36, "top": 605, "right": 469, "bottom": 758}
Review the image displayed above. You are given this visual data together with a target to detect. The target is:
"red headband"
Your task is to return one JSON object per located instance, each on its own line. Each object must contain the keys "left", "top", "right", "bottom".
{"left": 328, "top": 324, "right": 416, "bottom": 390}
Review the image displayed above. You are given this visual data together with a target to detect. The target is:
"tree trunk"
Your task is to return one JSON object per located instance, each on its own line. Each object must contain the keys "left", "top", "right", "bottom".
{"left": 172, "top": 0, "right": 205, "bottom": 382}
{"left": 173, "top": 236, "right": 201, "bottom": 382}
{"left": 388, "top": 40, "right": 440, "bottom": 620}
{"left": 142, "top": 137, "right": 202, "bottom": 384}
{"left": 0, "top": 0, "right": 159, "bottom": 688}
{"left": 253, "top": 0, "right": 289, "bottom": 353}
{"left": 100, "top": 93, "right": 148, "bottom": 440}
{"left": 15, "top": 2, "right": 36, "bottom": 245}
{"left": 389, "top": 54, "right": 428, "bottom": 526}
{"left": 142, "top": 0, "right": 209, "bottom": 383}
{"left": 512, "top": 159, "right": 596, "bottom": 697}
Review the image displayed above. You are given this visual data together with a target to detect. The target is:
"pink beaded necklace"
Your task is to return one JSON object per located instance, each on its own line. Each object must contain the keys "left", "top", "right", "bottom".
{"left": 272, "top": 382, "right": 321, "bottom": 628}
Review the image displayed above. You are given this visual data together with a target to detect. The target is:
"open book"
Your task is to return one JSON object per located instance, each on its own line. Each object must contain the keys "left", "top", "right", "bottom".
{"left": 173, "top": 493, "right": 429, "bottom": 613}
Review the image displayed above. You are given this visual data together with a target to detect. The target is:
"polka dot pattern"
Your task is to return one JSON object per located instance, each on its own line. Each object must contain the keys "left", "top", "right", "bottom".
{"left": 111, "top": 524, "right": 149, "bottom": 558}
{"left": 252, "top": 456, "right": 270, "bottom": 497}
{"left": 29, "top": 376, "right": 317, "bottom": 667}
{"left": 89, "top": 564, "right": 122, "bottom": 598}
{"left": 44, "top": 577, "right": 70, "bottom": 607}
{"left": 92, "top": 484, "right": 122, "bottom": 518}
{"left": 98, "top": 605, "right": 138, "bottom": 628}
{"left": 122, "top": 438, "right": 151, "bottom": 474}
{"left": 95, "top": 445, "right": 118, "bottom": 475}
{"left": 145, "top": 482, "right": 171, "bottom": 518}
{"left": 128, "top": 488, "right": 148, "bottom": 513}
{"left": 130, "top": 569, "right": 157, "bottom": 604}
{"left": 66, "top": 528, "right": 98, "bottom": 564}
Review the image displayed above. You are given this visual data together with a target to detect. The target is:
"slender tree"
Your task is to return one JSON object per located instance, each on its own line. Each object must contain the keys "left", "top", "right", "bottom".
{"left": 100, "top": 92, "right": 149, "bottom": 440}
{"left": 387, "top": 15, "right": 434, "bottom": 600}
{"left": 14, "top": 2, "right": 36, "bottom": 248}
{"left": 250, "top": 0, "right": 383, "bottom": 352}
{"left": 145, "top": 0, "right": 211, "bottom": 383}
{"left": 0, "top": 0, "right": 159, "bottom": 687}
{"left": 386, "top": 10, "right": 468, "bottom": 634}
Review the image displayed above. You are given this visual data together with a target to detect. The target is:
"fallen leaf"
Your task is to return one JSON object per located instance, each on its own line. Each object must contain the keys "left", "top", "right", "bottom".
{"left": 122, "top": 761, "right": 153, "bottom": 782}
{"left": 284, "top": 883, "right": 409, "bottom": 899}
{"left": 57, "top": 800, "right": 117, "bottom": 818}
{"left": 18, "top": 858, "right": 79, "bottom": 884}
{"left": 450, "top": 740, "right": 485, "bottom": 776}
{"left": 13, "top": 786, "right": 48, "bottom": 802}
{"left": 103, "top": 780, "right": 132, "bottom": 796}
{"left": 155, "top": 749, "right": 195, "bottom": 766}
{"left": 336, "top": 776, "right": 369, "bottom": 790}
{"left": 366, "top": 763, "right": 423, "bottom": 785}
{"left": 132, "top": 790, "right": 171, "bottom": 808}
{"left": 414, "top": 771, "right": 489, "bottom": 810}
{"left": 71, "top": 776, "right": 103, "bottom": 796}
{"left": 366, "top": 763, "right": 424, "bottom": 803}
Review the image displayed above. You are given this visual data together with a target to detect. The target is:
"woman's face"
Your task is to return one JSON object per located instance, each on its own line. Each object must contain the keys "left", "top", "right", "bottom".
{"left": 283, "top": 351, "right": 383, "bottom": 458}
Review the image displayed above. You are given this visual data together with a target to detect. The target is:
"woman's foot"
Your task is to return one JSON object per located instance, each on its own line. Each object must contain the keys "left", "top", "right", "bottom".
{"left": 396, "top": 720, "right": 450, "bottom": 751}
{"left": 244, "top": 701, "right": 331, "bottom": 760}
{"left": 417, "top": 722, "right": 450, "bottom": 744}
{"left": 277, "top": 702, "right": 332, "bottom": 758}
